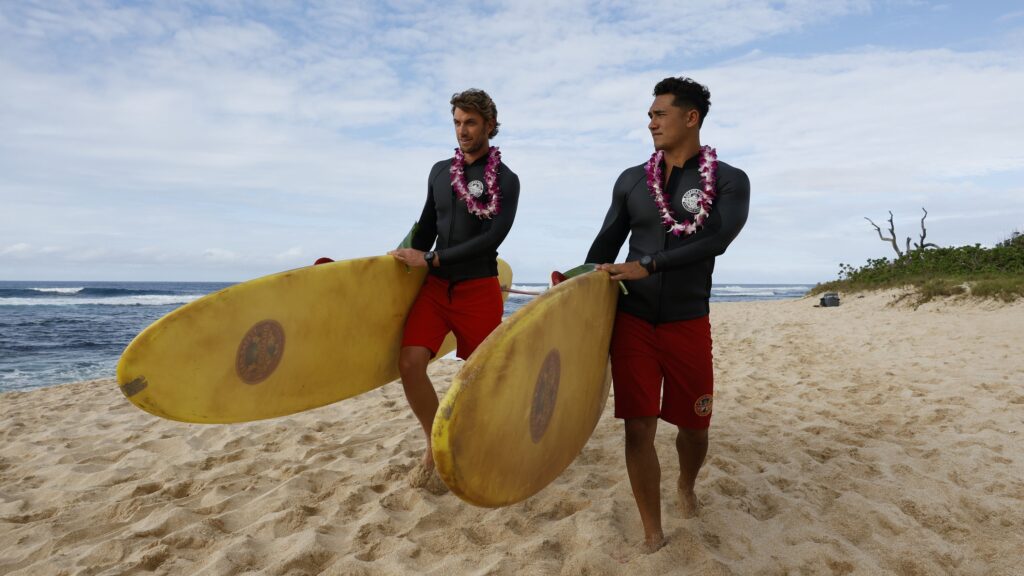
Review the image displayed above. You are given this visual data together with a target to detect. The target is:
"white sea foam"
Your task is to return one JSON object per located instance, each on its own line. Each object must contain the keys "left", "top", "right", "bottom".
{"left": 31, "top": 287, "right": 85, "bottom": 294}
{"left": 712, "top": 285, "right": 812, "bottom": 297}
{"left": 509, "top": 284, "right": 547, "bottom": 294}
{"left": 0, "top": 366, "right": 111, "bottom": 392}
{"left": 0, "top": 368, "right": 26, "bottom": 381}
{"left": 0, "top": 295, "right": 201, "bottom": 306}
{"left": 713, "top": 285, "right": 784, "bottom": 293}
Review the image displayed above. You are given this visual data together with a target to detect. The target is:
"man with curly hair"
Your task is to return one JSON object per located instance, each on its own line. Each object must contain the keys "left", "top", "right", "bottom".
{"left": 389, "top": 89, "right": 520, "bottom": 491}
{"left": 586, "top": 77, "right": 750, "bottom": 551}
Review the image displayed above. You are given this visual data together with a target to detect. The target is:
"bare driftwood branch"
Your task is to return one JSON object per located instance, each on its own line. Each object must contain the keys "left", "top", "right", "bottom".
{"left": 916, "top": 207, "right": 938, "bottom": 250}
{"left": 867, "top": 208, "right": 941, "bottom": 256}
{"left": 864, "top": 210, "right": 903, "bottom": 257}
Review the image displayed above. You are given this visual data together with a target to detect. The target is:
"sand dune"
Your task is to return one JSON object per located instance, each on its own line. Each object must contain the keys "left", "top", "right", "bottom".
{"left": 1, "top": 291, "right": 1022, "bottom": 575}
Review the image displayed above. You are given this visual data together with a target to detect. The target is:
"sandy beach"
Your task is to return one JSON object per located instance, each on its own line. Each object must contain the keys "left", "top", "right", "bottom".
{"left": 1, "top": 291, "right": 1022, "bottom": 575}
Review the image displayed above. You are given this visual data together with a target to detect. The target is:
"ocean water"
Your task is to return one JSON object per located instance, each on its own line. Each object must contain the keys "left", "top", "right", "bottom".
{"left": 0, "top": 280, "right": 811, "bottom": 393}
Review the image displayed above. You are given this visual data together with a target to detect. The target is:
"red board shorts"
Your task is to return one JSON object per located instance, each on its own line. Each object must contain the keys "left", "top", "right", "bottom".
{"left": 610, "top": 311, "right": 714, "bottom": 429}
{"left": 401, "top": 275, "right": 503, "bottom": 360}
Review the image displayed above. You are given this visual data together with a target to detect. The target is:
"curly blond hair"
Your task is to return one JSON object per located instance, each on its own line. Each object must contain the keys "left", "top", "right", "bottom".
{"left": 450, "top": 89, "right": 500, "bottom": 138}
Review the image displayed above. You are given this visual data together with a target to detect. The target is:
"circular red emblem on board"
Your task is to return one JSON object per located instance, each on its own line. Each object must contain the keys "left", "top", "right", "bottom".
{"left": 530, "top": 349, "right": 561, "bottom": 443}
{"left": 694, "top": 394, "right": 713, "bottom": 417}
{"left": 236, "top": 320, "right": 285, "bottom": 384}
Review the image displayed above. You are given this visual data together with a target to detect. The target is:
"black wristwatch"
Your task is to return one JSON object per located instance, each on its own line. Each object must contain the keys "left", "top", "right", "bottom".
{"left": 423, "top": 251, "right": 436, "bottom": 268}
{"left": 639, "top": 254, "right": 657, "bottom": 274}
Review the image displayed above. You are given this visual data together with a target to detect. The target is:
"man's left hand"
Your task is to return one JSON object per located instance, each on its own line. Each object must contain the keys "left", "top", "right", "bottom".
{"left": 596, "top": 261, "right": 649, "bottom": 281}
{"left": 388, "top": 248, "right": 427, "bottom": 268}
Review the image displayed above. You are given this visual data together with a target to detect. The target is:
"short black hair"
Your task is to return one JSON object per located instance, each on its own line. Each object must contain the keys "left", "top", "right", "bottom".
{"left": 653, "top": 77, "right": 711, "bottom": 127}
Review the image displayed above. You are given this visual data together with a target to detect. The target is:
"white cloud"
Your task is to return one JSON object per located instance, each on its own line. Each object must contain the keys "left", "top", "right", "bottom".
{"left": 202, "top": 248, "right": 239, "bottom": 263}
{"left": 1, "top": 1, "right": 1021, "bottom": 283}
{"left": 1, "top": 243, "right": 32, "bottom": 257}
{"left": 275, "top": 246, "right": 303, "bottom": 262}
{"left": 996, "top": 10, "right": 1024, "bottom": 23}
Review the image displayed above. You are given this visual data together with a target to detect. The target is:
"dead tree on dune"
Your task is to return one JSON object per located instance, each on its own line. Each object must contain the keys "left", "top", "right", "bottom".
{"left": 864, "top": 208, "right": 939, "bottom": 258}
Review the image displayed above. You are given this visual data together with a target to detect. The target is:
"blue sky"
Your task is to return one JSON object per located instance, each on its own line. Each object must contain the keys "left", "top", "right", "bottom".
{"left": 2, "top": 1, "right": 1022, "bottom": 283}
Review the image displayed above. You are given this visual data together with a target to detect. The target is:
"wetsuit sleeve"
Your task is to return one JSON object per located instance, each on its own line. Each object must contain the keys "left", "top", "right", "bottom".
{"left": 435, "top": 171, "right": 520, "bottom": 265}
{"left": 653, "top": 168, "right": 750, "bottom": 272}
{"left": 585, "top": 171, "right": 633, "bottom": 264}
{"left": 410, "top": 166, "right": 442, "bottom": 251}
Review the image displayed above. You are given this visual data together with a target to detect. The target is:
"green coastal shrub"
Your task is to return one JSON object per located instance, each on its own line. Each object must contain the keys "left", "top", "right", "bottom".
{"left": 996, "top": 230, "right": 1023, "bottom": 249}
{"left": 812, "top": 233, "right": 1024, "bottom": 302}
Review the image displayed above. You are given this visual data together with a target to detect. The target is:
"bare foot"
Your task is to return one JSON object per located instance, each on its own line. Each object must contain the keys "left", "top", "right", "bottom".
{"left": 643, "top": 533, "right": 667, "bottom": 554}
{"left": 424, "top": 469, "right": 450, "bottom": 495}
{"left": 677, "top": 483, "right": 698, "bottom": 519}
{"left": 408, "top": 461, "right": 434, "bottom": 488}
{"left": 408, "top": 458, "right": 449, "bottom": 494}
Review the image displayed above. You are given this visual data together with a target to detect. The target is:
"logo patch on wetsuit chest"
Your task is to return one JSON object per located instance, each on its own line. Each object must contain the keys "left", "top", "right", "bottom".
{"left": 468, "top": 180, "right": 485, "bottom": 198}
{"left": 681, "top": 189, "right": 702, "bottom": 214}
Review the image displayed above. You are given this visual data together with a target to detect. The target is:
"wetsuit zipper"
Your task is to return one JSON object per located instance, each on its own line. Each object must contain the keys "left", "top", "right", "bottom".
{"left": 656, "top": 166, "right": 675, "bottom": 325}
{"left": 448, "top": 186, "right": 458, "bottom": 302}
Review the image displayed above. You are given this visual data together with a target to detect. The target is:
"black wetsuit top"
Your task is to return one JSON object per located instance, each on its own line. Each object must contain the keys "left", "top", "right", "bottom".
{"left": 586, "top": 152, "right": 750, "bottom": 324}
{"left": 411, "top": 151, "right": 519, "bottom": 282}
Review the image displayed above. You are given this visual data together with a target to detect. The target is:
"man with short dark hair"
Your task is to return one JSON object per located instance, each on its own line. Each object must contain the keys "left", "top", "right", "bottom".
{"left": 389, "top": 89, "right": 519, "bottom": 490}
{"left": 586, "top": 77, "right": 749, "bottom": 551}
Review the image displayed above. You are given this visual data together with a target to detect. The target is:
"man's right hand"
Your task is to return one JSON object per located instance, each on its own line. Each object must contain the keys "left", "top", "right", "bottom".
{"left": 596, "top": 261, "right": 649, "bottom": 281}
{"left": 388, "top": 248, "right": 429, "bottom": 268}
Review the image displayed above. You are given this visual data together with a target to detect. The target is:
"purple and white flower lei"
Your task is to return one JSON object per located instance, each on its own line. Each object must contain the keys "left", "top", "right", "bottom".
{"left": 450, "top": 146, "right": 501, "bottom": 219}
{"left": 645, "top": 145, "right": 718, "bottom": 236}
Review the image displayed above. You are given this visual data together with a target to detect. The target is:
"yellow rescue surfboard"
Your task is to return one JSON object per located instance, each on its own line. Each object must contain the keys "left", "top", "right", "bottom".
{"left": 116, "top": 257, "right": 513, "bottom": 423}
{"left": 432, "top": 266, "right": 618, "bottom": 507}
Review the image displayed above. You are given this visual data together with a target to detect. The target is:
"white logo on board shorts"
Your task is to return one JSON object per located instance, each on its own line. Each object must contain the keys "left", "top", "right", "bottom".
{"left": 694, "top": 394, "right": 713, "bottom": 417}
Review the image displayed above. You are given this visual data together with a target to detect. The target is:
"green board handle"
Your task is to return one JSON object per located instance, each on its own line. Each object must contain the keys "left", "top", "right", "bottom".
{"left": 559, "top": 263, "right": 628, "bottom": 295}
{"left": 398, "top": 221, "right": 419, "bottom": 249}
{"left": 397, "top": 222, "right": 420, "bottom": 272}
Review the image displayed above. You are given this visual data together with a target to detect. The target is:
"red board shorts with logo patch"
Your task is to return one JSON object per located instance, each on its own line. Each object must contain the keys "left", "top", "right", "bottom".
{"left": 401, "top": 275, "right": 503, "bottom": 360}
{"left": 610, "top": 311, "right": 714, "bottom": 429}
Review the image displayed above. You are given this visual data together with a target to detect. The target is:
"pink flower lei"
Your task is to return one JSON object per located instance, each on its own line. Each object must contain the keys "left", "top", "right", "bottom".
{"left": 450, "top": 146, "right": 501, "bottom": 219}
{"left": 645, "top": 145, "right": 718, "bottom": 237}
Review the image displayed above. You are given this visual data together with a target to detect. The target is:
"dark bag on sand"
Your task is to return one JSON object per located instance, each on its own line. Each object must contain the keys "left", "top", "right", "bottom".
{"left": 820, "top": 292, "right": 840, "bottom": 307}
